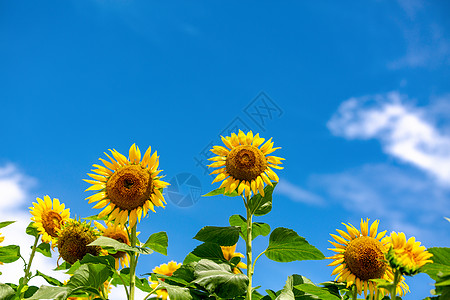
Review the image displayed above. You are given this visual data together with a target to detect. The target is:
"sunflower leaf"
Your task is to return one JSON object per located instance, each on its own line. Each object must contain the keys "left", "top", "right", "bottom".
{"left": 35, "top": 242, "right": 51, "bottom": 258}
{"left": 66, "top": 263, "right": 113, "bottom": 291}
{"left": 202, "top": 187, "right": 239, "bottom": 197}
{"left": 294, "top": 284, "right": 341, "bottom": 300}
{"left": 421, "top": 247, "right": 450, "bottom": 281}
{"left": 248, "top": 183, "right": 276, "bottom": 216}
{"left": 0, "top": 245, "right": 21, "bottom": 263}
{"left": 0, "top": 221, "right": 15, "bottom": 230}
{"left": 159, "top": 280, "right": 194, "bottom": 300}
{"left": 26, "top": 286, "right": 71, "bottom": 300}
{"left": 193, "top": 259, "right": 248, "bottom": 298}
{"left": 80, "top": 253, "right": 116, "bottom": 269}
{"left": 193, "top": 226, "right": 241, "bottom": 246}
{"left": 276, "top": 275, "right": 315, "bottom": 300}
{"left": 26, "top": 222, "right": 39, "bottom": 237}
{"left": 88, "top": 236, "right": 153, "bottom": 255}
{"left": 35, "top": 270, "right": 64, "bottom": 286}
{"left": 143, "top": 231, "right": 168, "bottom": 255}
{"left": 265, "top": 228, "right": 324, "bottom": 262}
{"left": 191, "top": 242, "right": 226, "bottom": 262}
{"left": 0, "top": 283, "right": 15, "bottom": 300}
{"left": 229, "top": 214, "right": 271, "bottom": 241}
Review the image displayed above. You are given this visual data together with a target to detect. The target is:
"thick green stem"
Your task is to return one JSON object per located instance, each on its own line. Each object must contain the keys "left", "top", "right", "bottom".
{"left": 18, "top": 234, "right": 40, "bottom": 298}
{"left": 143, "top": 284, "right": 160, "bottom": 300}
{"left": 351, "top": 283, "right": 357, "bottom": 300}
{"left": 391, "top": 269, "right": 401, "bottom": 300}
{"left": 115, "top": 269, "right": 130, "bottom": 299}
{"left": 245, "top": 197, "right": 253, "bottom": 300}
{"left": 129, "top": 224, "right": 138, "bottom": 300}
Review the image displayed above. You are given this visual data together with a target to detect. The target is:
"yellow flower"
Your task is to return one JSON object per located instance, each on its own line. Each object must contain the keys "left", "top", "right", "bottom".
{"left": 29, "top": 195, "right": 70, "bottom": 245}
{"left": 95, "top": 221, "right": 130, "bottom": 269}
{"left": 221, "top": 244, "right": 247, "bottom": 274}
{"left": 0, "top": 232, "right": 4, "bottom": 265}
{"left": 328, "top": 219, "right": 409, "bottom": 299}
{"left": 208, "top": 130, "right": 283, "bottom": 198}
{"left": 57, "top": 219, "right": 101, "bottom": 265}
{"left": 150, "top": 261, "right": 182, "bottom": 300}
{"left": 84, "top": 144, "right": 169, "bottom": 228}
{"left": 386, "top": 231, "right": 433, "bottom": 275}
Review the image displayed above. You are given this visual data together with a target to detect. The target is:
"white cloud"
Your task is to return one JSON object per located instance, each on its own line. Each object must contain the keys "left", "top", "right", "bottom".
{"left": 328, "top": 92, "right": 450, "bottom": 185}
{"left": 276, "top": 179, "right": 324, "bottom": 206}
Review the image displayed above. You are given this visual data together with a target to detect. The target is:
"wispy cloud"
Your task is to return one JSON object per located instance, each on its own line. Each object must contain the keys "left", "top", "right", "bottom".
{"left": 276, "top": 179, "right": 324, "bottom": 206}
{"left": 328, "top": 92, "right": 450, "bottom": 185}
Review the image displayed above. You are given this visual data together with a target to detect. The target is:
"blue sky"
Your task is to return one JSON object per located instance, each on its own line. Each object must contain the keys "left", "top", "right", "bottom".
{"left": 1, "top": 1, "right": 449, "bottom": 299}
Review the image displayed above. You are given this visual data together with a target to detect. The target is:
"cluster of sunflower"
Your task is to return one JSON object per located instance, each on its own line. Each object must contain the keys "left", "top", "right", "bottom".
{"left": 0, "top": 130, "right": 442, "bottom": 300}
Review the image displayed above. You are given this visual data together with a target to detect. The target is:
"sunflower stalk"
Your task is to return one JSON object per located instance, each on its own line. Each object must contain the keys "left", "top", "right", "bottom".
{"left": 390, "top": 269, "right": 401, "bottom": 300}
{"left": 129, "top": 224, "right": 138, "bottom": 300}
{"left": 17, "top": 234, "right": 40, "bottom": 298}
{"left": 245, "top": 195, "right": 253, "bottom": 300}
{"left": 351, "top": 284, "right": 357, "bottom": 300}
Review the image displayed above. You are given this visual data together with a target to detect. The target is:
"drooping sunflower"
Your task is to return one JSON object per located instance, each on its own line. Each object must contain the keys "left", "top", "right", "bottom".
{"left": 149, "top": 261, "right": 182, "bottom": 300}
{"left": 95, "top": 221, "right": 130, "bottom": 269}
{"left": 208, "top": 130, "right": 283, "bottom": 198}
{"left": 29, "top": 195, "right": 70, "bottom": 245}
{"left": 84, "top": 144, "right": 169, "bottom": 228}
{"left": 221, "top": 244, "right": 247, "bottom": 274}
{"left": 57, "top": 219, "right": 101, "bottom": 265}
{"left": 386, "top": 231, "right": 433, "bottom": 276}
{"left": 328, "top": 219, "right": 409, "bottom": 299}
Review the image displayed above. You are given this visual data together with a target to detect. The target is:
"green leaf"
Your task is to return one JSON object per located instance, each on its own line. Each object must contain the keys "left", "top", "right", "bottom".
{"left": 0, "top": 245, "right": 21, "bottom": 263}
{"left": 276, "top": 275, "right": 315, "bottom": 300}
{"left": 79, "top": 253, "right": 116, "bottom": 269}
{"left": 36, "top": 270, "right": 64, "bottom": 286}
{"left": 83, "top": 214, "right": 107, "bottom": 221}
{"left": 54, "top": 261, "right": 71, "bottom": 271}
{"left": 421, "top": 247, "right": 450, "bottom": 280}
{"left": 0, "top": 221, "right": 15, "bottom": 230}
{"left": 294, "top": 284, "right": 341, "bottom": 300}
{"left": 88, "top": 236, "right": 153, "bottom": 255}
{"left": 193, "top": 259, "right": 248, "bottom": 298}
{"left": 23, "top": 286, "right": 39, "bottom": 298}
{"left": 191, "top": 242, "right": 226, "bottom": 262}
{"left": 66, "top": 263, "right": 113, "bottom": 291}
{"left": 0, "top": 283, "right": 15, "bottom": 300}
{"left": 265, "top": 228, "right": 324, "bottom": 262}
{"left": 35, "top": 242, "right": 52, "bottom": 258}
{"left": 229, "top": 214, "right": 271, "bottom": 241}
{"left": 27, "top": 286, "right": 71, "bottom": 300}
{"left": 193, "top": 226, "right": 241, "bottom": 246}
{"left": 248, "top": 183, "right": 276, "bottom": 216}
{"left": 143, "top": 232, "right": 168, "bottom": 255}
{"left": 26, "top": 222, "right": 39, "bottom": 237}
{"left": 202, "top": 187, "right": 240, "bottom": 197}
{"left": 159, "top": 280, "right": 194, "bottom": 300}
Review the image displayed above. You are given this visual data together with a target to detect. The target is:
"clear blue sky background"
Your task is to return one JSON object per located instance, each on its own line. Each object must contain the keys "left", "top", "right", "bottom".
{"left": 1, "top": 1, "right": 449, "bottom": 299}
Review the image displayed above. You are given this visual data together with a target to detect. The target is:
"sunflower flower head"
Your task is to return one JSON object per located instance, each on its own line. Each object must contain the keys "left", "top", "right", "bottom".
{"left": 57, "top": 219, "right": 101, "bottom": 265}
{"left": 221, "top": 244, "right": 247, "bottom": 274}
{"left": 208, "top": 130, "right": 284, "bottom": 198}
{"left": 29, "top": 195, "right": 70, "bottom": 245}
{"left": 385, "top": 231, "right": 433, "bottom": 276}
{"left": 95, "top": 221, "right": 130, "bottom": 269}
{"left": 328, "top": 219, "right": 409, "bottom": 298}
{"left": 149, "top": 261, "right": 182, "bottom": 300}
{"left": 84, "top": 144, "right": 169, "bottom": 228}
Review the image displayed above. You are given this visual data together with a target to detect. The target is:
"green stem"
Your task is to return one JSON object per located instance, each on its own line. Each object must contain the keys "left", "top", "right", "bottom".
{"left": 129, "top": 224, "right": 138, "bottom": 300}
{"left": 18, "top": 234, "right": 40, "bottom": 298}
{"left": 115, "top": 269, "right": 130, "bottom": 299}
{"left": 245, "top": 195, "right": 253, "bottom": 300}
{"left": 391, "top": 269, "right": 401, "bottom": 300}
{"left": 252, "top": 250, "right": 266, "bottom": 272}
{"left": 351, "top": 283, "right": 357, "bottom": 300}
{"left": 143, "top": 284, "right": 160, "bottom": 300}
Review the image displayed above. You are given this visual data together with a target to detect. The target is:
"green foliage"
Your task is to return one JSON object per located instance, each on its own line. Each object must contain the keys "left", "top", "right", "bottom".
{"left": 0, "top": 221, "right": 15, "bottom": 230}
{"left": 294, "top": 284, "right": 341, "bottom": 299}
{"left": 276, "top": 274, "right": 314, "bottom": 300}
{"left": 36, "top": 270, "right": 64, "bottom": 287}
{"left": 25, "top": 222, "right": 39, "bottom": 237}
{"left": 27, "top": 285, "right": 71, "bottom": 300}
{"left": 422, "top": 247, "right": 450, "bottom": 281}
{"left": 229, "top": 214, "right": 271, "bottom": 241}
{"left": 265, "top": 228, "right": 325, "bottom": 262}
{"left": 143, "top": 231, "right": 169, "bottom": 255}
{"left": 193, "top": 259, "right": 248, "bottom": 298}
{"left": 0, "top": 245, "right": 21, "bottom": 263}
{"left": 203, "top": 187, "right": 239, "bottom": 197}
{"left": 35, "top": 242, "right": 52, "bottom": 258}
{"left": 88, "top": 236, "right": 153, "bottom": 255}
{"left": 190, "top": 242, "right": 226, "bottom": 262}
{"left": 248, "top": 183, "right": 276, "bottom": 216}
{"left": 193, "top": 226, "right": 241, "bottom": 246}
{"left": 0, "top": 283, "right": 15, "bottom": 300}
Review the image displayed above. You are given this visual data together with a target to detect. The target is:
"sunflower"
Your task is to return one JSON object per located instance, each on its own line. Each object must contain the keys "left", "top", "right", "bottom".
{"left": 328, "top": 219, "right": 409, "bottom": 299}
{"left": 29, "top": 195, "right": 70, "bottom": 245}
{"left": 149, "top": 261, "right": 182, "bottom": 300}
{"left": 221, "top": 244, "right": 247, "bottom": 274}
{"left": 95, "top": 221, "right": 130, "bottom": 269}
{"left": 84, "top": 144, "right": 169, "bottom": 228}
{"left": 208, "top": 130, "right": 283, "bottom": 198}
{"left": 57, "top": 219, "right": 101, "bottom": 265}
{"left": 386, "top": 231, "right": 433, "bottom": 276}
{"left": 0, "top": 232, "right": 4, "bottom": 265}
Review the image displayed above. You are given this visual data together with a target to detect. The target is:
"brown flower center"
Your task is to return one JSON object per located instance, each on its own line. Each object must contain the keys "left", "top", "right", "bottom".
{"left": 344, "top": 236, "right": 387, "bottom": 281}
{"left": 106, "top": 165, "right": 153, "bottom": 211}
{"left": 57, "top": 222, "right": 100, "bottom": 264}
{"left": 226, "top": 145, "right": 267, "bottom": 182}
{"left": 42, "top": 211, "right": 63, "bottom": 238}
